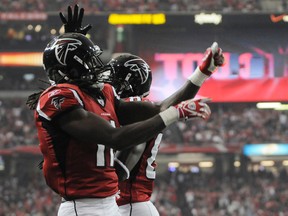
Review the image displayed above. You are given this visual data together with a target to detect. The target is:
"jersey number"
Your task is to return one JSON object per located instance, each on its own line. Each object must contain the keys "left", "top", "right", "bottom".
{"left": 96, "top": 120, "right": 116, "bottom": 167}
{"left": 146, "top": 134, "right": 163, "bottom": 179}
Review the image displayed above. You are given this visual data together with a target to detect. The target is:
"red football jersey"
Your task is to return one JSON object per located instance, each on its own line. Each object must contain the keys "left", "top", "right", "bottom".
{"left": 117, "top": 97, "right": 163, "bottom": 206}
{"left": 35, "top": 83, "right": 120, "bottom": 199}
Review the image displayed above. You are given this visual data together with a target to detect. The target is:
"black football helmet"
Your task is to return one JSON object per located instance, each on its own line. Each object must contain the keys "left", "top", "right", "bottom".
{"left": 102, "top": 54, "right": 152, "bottom": 98}
{"left": 43, "top": 33, "right": 104, "bottom": 85}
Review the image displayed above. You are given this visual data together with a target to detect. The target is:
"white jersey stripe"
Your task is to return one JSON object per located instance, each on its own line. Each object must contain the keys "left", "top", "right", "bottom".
{"left": 36, "top": 88, "right": 83, "bottom": 121}
{"left": 36, "top": 101, "right": 51, "bottom": 121}
{"left": 69, "top": 88, "right": 84, "bottom": 106}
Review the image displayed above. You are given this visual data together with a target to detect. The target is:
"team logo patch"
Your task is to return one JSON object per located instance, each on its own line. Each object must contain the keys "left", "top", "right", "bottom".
{"left": 51, "top": 38, "right": 82, "bottom": 65}
{"left": 51, "top": 96, "right": 65, "bottom": 110}
{"left": 124, "top": 59, "right": 150, "bottom": 84}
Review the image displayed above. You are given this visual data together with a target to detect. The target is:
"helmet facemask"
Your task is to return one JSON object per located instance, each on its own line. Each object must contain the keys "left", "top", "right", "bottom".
{"left": 113, "top": 74, "right": 135, "bottom": 97}
{"left": 94, "top": 64, "right": 114, "bottom": 85}
{"left": 77, "top": 48, "right": 105, "bottom": 84}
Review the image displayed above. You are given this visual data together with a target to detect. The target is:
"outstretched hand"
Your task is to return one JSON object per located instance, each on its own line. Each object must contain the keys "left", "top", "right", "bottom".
{"left": 159, "top": 98, "right": 211, "bottom": 126}
{"left": 175, "top": 98, "right": 211, "bottom": 121}
{"left": 59, "top": 4, "right": 92, "bottom": 35}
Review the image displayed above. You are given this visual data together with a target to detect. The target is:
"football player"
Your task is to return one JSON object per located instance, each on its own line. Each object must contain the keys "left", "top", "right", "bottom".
{"left": 100, "top": 49, "right": 224, "bottom": 216}
{"left": 26, "top": 5, "right": 223, "bottom": 216}
{"left": 102, "top": 54, "right": 163, "bottom": 216}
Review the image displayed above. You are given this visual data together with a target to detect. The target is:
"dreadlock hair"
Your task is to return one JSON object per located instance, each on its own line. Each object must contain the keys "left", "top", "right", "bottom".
{"left": 26, "top": 79, "right": 50, "bottom": 110}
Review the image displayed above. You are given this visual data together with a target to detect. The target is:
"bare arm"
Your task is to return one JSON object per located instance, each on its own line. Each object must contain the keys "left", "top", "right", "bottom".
{"left": 116, "top": 43, "right": 224, "bottom": 122}
{"left": 116, "top": 99, "right": 160, "bottom": 125}
{"left": 58, "top": 107, "right": 165, "bottom": 150}
{"left": 58, "top": 97, "right": 211, "bottom": 151}
{"left": 115, "top": 81, "right": 199, "bottom": 125}
{"left": 157, "top": 81, "right": 200, "bottom": 111}
{"left": 114, "top": 143, "right": 146, "bottom": 181}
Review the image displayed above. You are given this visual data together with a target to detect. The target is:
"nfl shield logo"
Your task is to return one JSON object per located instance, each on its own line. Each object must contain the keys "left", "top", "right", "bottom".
{"left": 97, "top": 98, "right": 105, "bottom": 107}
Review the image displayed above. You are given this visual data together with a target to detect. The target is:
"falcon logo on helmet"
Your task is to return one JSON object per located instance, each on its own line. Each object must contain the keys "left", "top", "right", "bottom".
{"left": 51, "top": 38, "right": 82, "bottom": 66}
{"left": 124, "top": 59, "right": 150, "bottom": 84}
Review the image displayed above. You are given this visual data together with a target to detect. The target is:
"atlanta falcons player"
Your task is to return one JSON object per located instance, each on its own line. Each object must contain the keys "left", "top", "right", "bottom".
{"left": 27, "top": 31, "right": 214, "bottom": 216}
{"left": 102, "top": 54, "right": 164, "bottom": 216}
{"left": 100, "top": 49, "right": 225, "bottom": 216}
{"left": 26, "top": 5, "right": 223, "bottom": 216}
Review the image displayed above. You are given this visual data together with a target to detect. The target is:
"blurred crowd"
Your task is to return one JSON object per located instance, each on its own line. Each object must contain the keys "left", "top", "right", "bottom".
{"left": 0, "top": 98, "right": 287, "bottom": 150}
{"left": 153, "top": 168, "right": 288, "bottom": 216}
{"left": 162, "top": 103, "right": 288, "bottom": 148}
{"left": 0, "top": 171, "right": 60, "bottom": 216}
{"left": 0, "top": 23, "right": 107, "bottom": 51}
{"left": 0, "top": 98, "right": 37, "bottom": 150}
{"left": 0, "top": 0, "right": 287, "bottom": 13}
{"left": 1, "top": 0, "right": 285, "bottom": 50}
{"left": 1, "top": 165, "right": 288, "bottom": 216}
{"left": 0, "top": 70, "right": 47, "bottom": 91}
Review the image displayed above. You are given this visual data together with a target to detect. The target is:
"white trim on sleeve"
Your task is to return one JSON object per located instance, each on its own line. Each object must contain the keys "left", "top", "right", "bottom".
{"left": 68, "top": 88, "right": 84, "bottom": 107}
{"left": 36, "top": 101, "right": 51, "bottom": 121}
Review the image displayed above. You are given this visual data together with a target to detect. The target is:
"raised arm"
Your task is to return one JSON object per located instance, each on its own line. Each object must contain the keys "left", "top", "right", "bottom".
{"left": 158, "top": 42, "right": 224, "bottom": 111}
{"left": 115, "top": 43, "right": 224, "bottom": 125}
{"left": 58, "top": 107, "right": 164, "bottom": 150}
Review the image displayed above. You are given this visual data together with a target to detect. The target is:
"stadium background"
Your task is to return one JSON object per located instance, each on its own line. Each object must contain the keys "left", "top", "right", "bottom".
{"left": 0, "top": 0, "right": 288, "bottom": 215}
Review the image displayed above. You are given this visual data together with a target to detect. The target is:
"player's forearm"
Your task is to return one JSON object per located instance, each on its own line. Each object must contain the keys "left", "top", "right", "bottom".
{"left": 107, "top": 115, "right": 165, "bottom": 150}
{"left": 116, "top": 100, "right": 161, "bottom": 125}
{"left": 116, "top": 143, "right": 146, "bottom": 171}
{"left": 59, "top": 99, "right": 210, "bottom": 150}
{"left": 59, "top": 108, "right": 166, "bottom": 150}
{"left": 158, "top": 81, "right": 200, "bottom": 111}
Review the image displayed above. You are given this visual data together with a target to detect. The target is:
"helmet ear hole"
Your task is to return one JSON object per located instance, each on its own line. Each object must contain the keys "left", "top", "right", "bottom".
{"left": 47, "top": 68, "right": 61, "bottom": 84}
{"left": 46, "top": 67, "right": 70, "bottom": 84}
{"left": 68, "top": 68, "right": 80, "bottom": 79}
